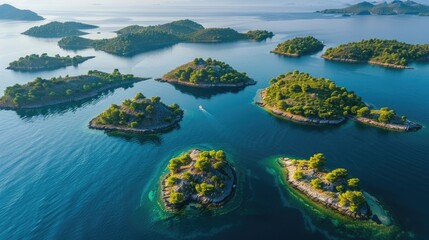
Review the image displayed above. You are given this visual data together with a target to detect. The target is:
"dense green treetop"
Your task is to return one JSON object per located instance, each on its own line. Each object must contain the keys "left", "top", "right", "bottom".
{"left": 165, "top": 149, "right": 233, "bottom": 207}
{"left": 263, "top": 71, "right": 365, "bottom": 120}
{"left": 7, "top": 53, "right": 94, "bottom": 71}
{"left": 94, "top": 93, "right": 183, "bottom": 128}
{"left": 58, "top": 19, "right": 273, "bottom": 56}
{"left": 289, "top": 153, "right": 366, "bottom": 213}
{"left": 163, "top": 58, "right": 252, "bottom": 85}
{"left": 320, "top": 1, "right": 429, "bottom": 15}
{"left": 263, "top": 71, "right": 407, "bottom": 124}
{"left": 23, "top": 21, "right": 98, "bottom": 38}
{"left": 246, "top": 30, "right": 274, "bottom": 41}
{"left": 323, "top": 39, "right": 429, "bottom": 66}
{"left": 273, "top": 36, "right": 324, "bottom": 56}
{"left": 0, "top": 4, "right": 44, "bottom": 21}
{"left": 0, "top": 69, "right": 140, "bottom": 108}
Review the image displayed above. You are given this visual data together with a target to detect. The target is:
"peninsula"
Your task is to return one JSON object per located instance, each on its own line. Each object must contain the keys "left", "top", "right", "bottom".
{"left": 0, "top": 4, "right": 44, "bottom": 21}
{"left": 279, "top": 153, "right": 371, "bottom": 219}
{"left": 158, "top": 58, "right": 256, "bottom": 88}
{"left": 89, "top": 93, "right": 183, "bottom": 134}
{"left": 271, "top": 36, "right": 324, "bottom": 57}
{"left": 7, "top": 54, "right": 94, "bottom": 72}
{"left": 257, "top": 71, "right": 421, "bottom": 131}
{"left": 161, "top": 149, "right": 236, "bottom": 211}
{"left": 0, "top": 69, "right": 148, "bottom": 109}
{"left": 23, "top": 21, "right": 98, "bottom": 38}
{"left": 322, "top": 39, "right": 429, "bottom": 68}
{"left": 320, "top": 0, "right": 429, "bottom": 16}
{"left": 58, "top": 19, "right": 273, "bottom": 56}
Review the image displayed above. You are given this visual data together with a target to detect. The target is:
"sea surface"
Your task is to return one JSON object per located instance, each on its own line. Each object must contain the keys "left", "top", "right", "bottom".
{"left": 1, "top": 10, "right": 429, "bottom": 240}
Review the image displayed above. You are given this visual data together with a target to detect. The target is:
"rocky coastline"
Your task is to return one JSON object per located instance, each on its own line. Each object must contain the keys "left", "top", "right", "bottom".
{"left": 156, "top": 77, "right": 257, "bottom": 88}
{"left": 322, "top": 56, "right": 411, "bottom": 69}
{"left": 280, "top": 158, "right": 371, "bottom": 220}
{"left": 89, "top": 115, "right": 182, "bottom": 134}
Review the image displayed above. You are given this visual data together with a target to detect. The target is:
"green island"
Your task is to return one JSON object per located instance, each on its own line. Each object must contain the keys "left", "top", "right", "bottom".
{"left": 7, "top": 54, "right": 94, "bottom": 72}
{"left": 0, "top": 4, "right": 44, "bottom": 21}
{"left": 271, "top": 36, "right": 324, "bottom": 57}
{"left": 22, "top": 21, "right": 98, "bottom": 38}
{"left": 161, "top": 149, "right": 236, "bottom": 211}
{"left": 279, "top": 153, "right": 372, "bottom": 219}
{"left": 89, "top": 93, "right": 183, "bottom": 134}
{"left": 58, "top": 19, "right": 273, "bottom": 56}
{"left": 320, "top": 0, "right": 429, "bottom": 16}
{"left": 322, "top": 39, "right": 429, "bottom": 68}
{"left": 256, "top": 71, "right": 422, "bottom": 131}
{"left": 158, "top": 58, "right": 256, "bottom": 88}
{"left": 0, "top": 69, "right": 148, "bottom": 109}
{"left": 270, "top": 154, "right": 414, "bottom": 240}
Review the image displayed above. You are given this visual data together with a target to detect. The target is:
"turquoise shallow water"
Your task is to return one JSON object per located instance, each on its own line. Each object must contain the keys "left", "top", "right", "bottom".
{"left": 1, "top": 11, "right": 429, "bottom": 240}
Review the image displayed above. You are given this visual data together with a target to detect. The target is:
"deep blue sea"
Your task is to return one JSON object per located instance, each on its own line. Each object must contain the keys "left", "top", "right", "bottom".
{"left": 1, "top": 10, "right": 429, "bottom": 240}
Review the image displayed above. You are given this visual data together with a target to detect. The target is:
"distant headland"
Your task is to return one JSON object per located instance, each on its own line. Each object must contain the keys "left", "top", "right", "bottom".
{"left": 58, "top": 19, "right": 273, "bottom": 56}
{"left": 0, "top": 4, "right": 44, "bottom": 21}
{"left": 319, "top": 1, "right": 429, "bottom": 16}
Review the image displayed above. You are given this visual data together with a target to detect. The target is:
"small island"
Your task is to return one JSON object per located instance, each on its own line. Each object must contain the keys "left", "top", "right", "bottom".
{"left": 279, "top": 153, "right": 372, "bottom": 219}
{"left": 161, "top": 149, "right": 236, "bottom": 211}
{"left": 58, "top": 19, "right": 273, "bottom": 56}
{"left": 7, "top": 54, "right": 94, "bottom": 72}
{"left": 89, "top": 93, "right": 183, "bottom": 134}
{"left": 320, "top": 0, "right": 429, "bottom": 16}
{"left": 0, "top": 4, "right": 44, "bottom": 21}
{"left": 23, "top": 21, "right": 98, "bottom": 38}
{"left": 158, "top": 58, "right": 256, "bottom": 88}
{"left": 0, "top": 69, "right": 148, "bottom": 109}
{"left": 322, "top": 39, "right": 429, "bottom": 68}
{"left": 257, "top": 71, "right": 421, "bottom": 131}
{"left": 271, "top": 36, "right": 324, "bottom": 57}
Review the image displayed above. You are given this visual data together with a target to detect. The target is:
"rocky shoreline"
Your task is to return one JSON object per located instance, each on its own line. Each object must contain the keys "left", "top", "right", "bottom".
{"left": 270, "top": 50, "right": 300, "bottom": 57}
{"left": 256, "top": 92, "right": 345, "bottom": 125}
{"left": 0, "top": 77, "right": 149, "bottom": 110}
{"left": 89, "top": 115, "right": 182, "bottom": 134}
{"left": 354, "top": 116, "right": 422, "bottom": 132}
{"left": 280, "top": 158, "right": 371, "bottom": 220}
{"left": 322, "top": 56, "right": 411, "bottom": 69}
{"left": 156, "top": 77, "right": 257, "bottom": 88}
{"left": 161, "top": 149, "right": 237, "bottom": 211}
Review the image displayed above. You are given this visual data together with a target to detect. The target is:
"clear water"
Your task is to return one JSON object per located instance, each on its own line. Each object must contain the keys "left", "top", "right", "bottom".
{"left": 1, "top": 11, "right": 429, "bottom": 240}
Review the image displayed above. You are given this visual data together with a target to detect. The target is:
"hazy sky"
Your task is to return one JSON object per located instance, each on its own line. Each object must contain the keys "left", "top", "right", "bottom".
{"left": 4, "top": 0, "right": 429, "bottom": 11}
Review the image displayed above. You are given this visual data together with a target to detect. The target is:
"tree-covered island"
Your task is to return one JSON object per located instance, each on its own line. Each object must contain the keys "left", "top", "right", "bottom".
{"left": 279, "top": 153, "right": 372, "bottom": 219}
{"left": 58, "top": 19, "right": 273, "bottom": 56}
{"left": 23, "top": 21, "right": 98, "bottom": 38}
{"left": 322, "top": 39, "right": 429, "bottom": 69}
{"left": 257, "top": 71, "right": 421, "bottom": 131}
{"left": 0, "top": 69, "right": 148, "bottom": 109}
{"left": 158, "top": 58, "right": 256, "bottom": 88}
{"left": 7, "top": 54, "right": 94, "bottom": 72}
{"left": 161, "top": 149, "right": 236, "bottom": 211}
{"left": 89, "top": 93, "right": 183, "bottom": 134}
{"left": 271, "top": 36, "right": 324, "bottom": 57}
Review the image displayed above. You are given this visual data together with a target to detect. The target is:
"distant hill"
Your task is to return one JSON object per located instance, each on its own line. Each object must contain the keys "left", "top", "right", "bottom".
{"left": 320, "top": 0, "right": 429, "bottom": 15}
{"left": 0, "top": 4, "right": 44, "bottom": 21}
{"left": 23, "top": 21, "right": 98, "bottom": 38}
{"left": 59, "top": 19, "right": 273, "bottom": 56}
